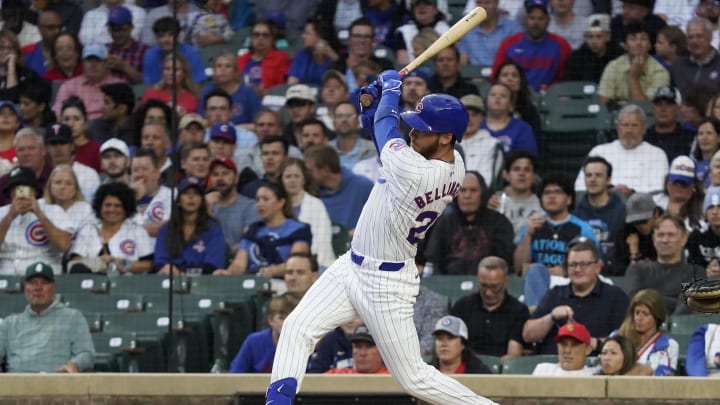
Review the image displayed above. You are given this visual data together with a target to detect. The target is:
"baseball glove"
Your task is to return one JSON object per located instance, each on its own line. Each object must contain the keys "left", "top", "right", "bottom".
{"left": 682, "top": 279, "right": 720, "bottom": 313}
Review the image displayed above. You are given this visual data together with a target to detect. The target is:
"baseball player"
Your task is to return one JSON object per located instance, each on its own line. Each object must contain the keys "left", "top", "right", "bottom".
{"left": 266, "top": 71, "right": 496, "bottom": 405}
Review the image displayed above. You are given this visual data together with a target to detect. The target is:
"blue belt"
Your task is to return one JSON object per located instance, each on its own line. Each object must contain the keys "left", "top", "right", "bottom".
{"left": 350, "top": 251, "right": 405, "bottom": 271}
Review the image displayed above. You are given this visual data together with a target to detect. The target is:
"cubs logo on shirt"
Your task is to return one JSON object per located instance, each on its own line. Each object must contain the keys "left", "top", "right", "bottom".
{"left": 120, "top": 239, "right": 136, "bottom": 255}
{"left": 25, "top": 220, "right": 48, "bottom": 246}
{"left": 146, "top": 202, "right": 165, "bottom": 222}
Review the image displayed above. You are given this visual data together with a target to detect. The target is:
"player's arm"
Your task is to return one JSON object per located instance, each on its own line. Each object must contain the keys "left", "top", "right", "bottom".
{"left": 372, "top": 70, "right": 405, "bottom": 151}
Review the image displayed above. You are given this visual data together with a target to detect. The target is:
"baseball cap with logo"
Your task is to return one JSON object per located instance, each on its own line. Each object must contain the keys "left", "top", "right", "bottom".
{"left": 348, "top": 324, "right": 375, "bottom": 345}
{"left": 524, "top": 0, "right": 549, "bottom": 14}
{"left": 178, "top": 113, "right": 206, "bottom": 130}
{"left": 209, "top": 157, "right": 238, "bottom": 173}
{"left": 668, "top": 155, "right": 696, "bottom": 185}
{"left": 83, "top": 42, "right": 108, "bottom": 60}
{"left": 403, "top": 68, "right": 430, "bottom": 84}
{"left": 460, "top": 94, "right": 485, "bottom": 113}
{"left": 100, "top": 138, "right": 130, "bottom": 158}
{"left": 554, "top": 322, "right": 591, "bottom": 345}
{"left": 25, "top": 261, "right": 55, "bottom": 282}
{"left": 586, "top": 14, "right": 610, "bottom": 33}
{"left": 285, "top": 84, "right": 316, "bottom": 105}
{"left": 178, "top": 176, "right": 205, "bottom": 194}
{"left": 6, "top": 166, "right": 39, "bottom": 196}
{"left": 653, "top": 86, "right": 681, "bottom": 104}
{"left": 107, "top": 6, "right": 132, "bottom": 26}
{"left": 432, "top": 315, "right": 469, "bottom": 340}
{"left": 704, "top": 186, "right": 720, "bottom": 212}
{"left": 625, "top": 192, "right": 656, "bottom": 223}
{"left": 45, "top": 123, "right": 73, "bottom": 144}
{"left": 209, "top": 122, "right": 237, "bottom": 144}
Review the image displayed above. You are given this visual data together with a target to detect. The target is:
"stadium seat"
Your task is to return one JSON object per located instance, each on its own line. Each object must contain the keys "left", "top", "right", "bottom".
{"left": 262, "top": 84, "right": 292, "bottom": 111}
{"left": 331, "top": 222, "right": 352, "bottom": 257}
{"left": 110, "top": 275, "right": 190, "bottom": 295}
{"left": 460, "top": 64, "right": 492, "bottom": 84}
{"left": 55, "top": 274, "right": 109, "bottom": 294}
{"left": 500, "top": 354, "right": 558, "bottom": 375}
{"left": 0, "top": 275, "right": 22, "bottom": 293}
{"left": 477, "top": 354, "right": 501, "bottom": 374}
{"left": 670, "top": 314, "right": 716, "bottom": 355}
{"left": 62, "top": 293, "right": 145, "bottom": 314}
{"left": 421, "top": 275, "right": 477, "bottom": 306}
{"left": 92, "top": 330, "right": 164, "bottom": 372}
{"left": 540, "top": 100, "right": 610, "bottom": 176}
{"left": 607, "top": 276, "right": 625, "bottom": 290}
{"left": 132, "top": 83, "right": 150, "bottom": 101}
{"left": 539, "top": 81, "right": 600, "bottom": 109}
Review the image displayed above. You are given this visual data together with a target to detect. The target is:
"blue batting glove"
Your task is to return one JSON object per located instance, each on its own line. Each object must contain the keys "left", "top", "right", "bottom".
{"left": 378, "top": 70, "right": 402, "bottom": 95}
{"left": 359, "top": 80, "right": 381, "bottom": 128}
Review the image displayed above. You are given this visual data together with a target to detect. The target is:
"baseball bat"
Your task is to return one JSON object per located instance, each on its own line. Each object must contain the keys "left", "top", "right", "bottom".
{"left": 359, "top": 6, "right": 487, "bottom": 108}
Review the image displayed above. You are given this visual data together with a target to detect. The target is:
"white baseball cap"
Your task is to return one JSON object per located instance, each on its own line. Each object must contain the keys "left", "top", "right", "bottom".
{"left": 100, "top": 138, "right": 130, "bottom": 158}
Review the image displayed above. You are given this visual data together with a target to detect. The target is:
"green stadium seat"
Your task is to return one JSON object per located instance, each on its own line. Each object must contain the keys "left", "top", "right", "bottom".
{"left": 670, "top": 314, "right": 717, "bottom": 334}
{"left": 110, "top": 275, "right": 190, "bottom": 295}
{"left": 500, "top": 354, "right": 557, "bottom": 375}
{"left": 262, "top": 84, "right": 292, "bottom": 110}
{"left": 540, "top": 81, "right": 599, "bottom": 110}
{"left": 189, "top": 275, "right": 271, "bottom": 298}
{"left": 62, "top": 293, "right": 145, "bottom": 314}
{"left": 421, "top": 275, "right": 477, "bottom": 306}
{"left": 55, "top": 274, "right": 109, "bottom": 294}
{"left": 477, "top": 354, "right": 501, "bottom": 374}
{"left": 0, "top": 275, "right": 22, "bottom": 293}
{"left": 607, "top": 276, "right": 625, "bottom": 290}
{"left": 506, "top": 276, "right": 523, "bottom": 299}
{"left": 540, "top": 100, "right": 610, "bottom": 176}
{"left": 331, "top": 222, "right": 352, "bottom": 257}
{"left": 92, "top": 331, "right": 164, "bottom": 372}
{"left": 460, "top": 65, "right": 492, "bottom": 84}
{"left": 132, "top": 83, "right": 150, "bottom": 101}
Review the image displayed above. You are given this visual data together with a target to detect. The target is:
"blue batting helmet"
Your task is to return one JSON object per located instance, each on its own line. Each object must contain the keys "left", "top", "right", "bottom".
{"left": 400, "top": 94, "right": 469, "bottom": 142}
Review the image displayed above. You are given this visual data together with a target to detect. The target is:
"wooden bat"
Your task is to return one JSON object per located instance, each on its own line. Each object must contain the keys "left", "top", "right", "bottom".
{"left": 359, "top": 6, "right": 487, "bottom": 108}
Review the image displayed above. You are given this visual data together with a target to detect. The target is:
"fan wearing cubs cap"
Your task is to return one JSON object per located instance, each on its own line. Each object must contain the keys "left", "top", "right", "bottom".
{"left": 267, "top": 69, "right": 498, "bottom": 404}
{"left": 0, "top": 166, "right": 74, "bottom": 276}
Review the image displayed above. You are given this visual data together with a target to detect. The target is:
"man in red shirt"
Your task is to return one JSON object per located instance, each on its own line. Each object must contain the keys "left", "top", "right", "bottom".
{"left": 325, "top": 325, "right": 389, "bottom": 374}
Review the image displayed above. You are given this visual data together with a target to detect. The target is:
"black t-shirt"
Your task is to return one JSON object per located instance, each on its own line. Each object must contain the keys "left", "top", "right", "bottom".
{"left": 644, "top": 125, "right": 695, "bottom": 164}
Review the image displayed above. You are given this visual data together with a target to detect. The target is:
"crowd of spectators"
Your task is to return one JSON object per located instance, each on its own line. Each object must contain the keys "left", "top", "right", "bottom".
{"left": 3, "top": 0, "right": 720, "bottom": 377}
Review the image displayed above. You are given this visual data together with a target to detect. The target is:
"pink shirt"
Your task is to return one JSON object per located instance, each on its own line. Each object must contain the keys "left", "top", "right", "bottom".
{"left": 53, "top": 74, "right": 125, "bottom": 120}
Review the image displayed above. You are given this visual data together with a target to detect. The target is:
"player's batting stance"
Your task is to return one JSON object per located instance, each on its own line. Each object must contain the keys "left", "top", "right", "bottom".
{"left": 265, "top": 70, "right": 497, "bottom": 405}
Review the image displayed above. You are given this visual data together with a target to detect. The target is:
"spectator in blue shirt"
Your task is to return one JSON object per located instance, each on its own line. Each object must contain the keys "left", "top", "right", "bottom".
{"left": 457, "top": 0, "right": 522, "bottom": 66}
{"left": 142, "top": 17, "right": 206, "bottom": 85}
{"left": 230, "top": 293, "right": 299, "bottom": 373}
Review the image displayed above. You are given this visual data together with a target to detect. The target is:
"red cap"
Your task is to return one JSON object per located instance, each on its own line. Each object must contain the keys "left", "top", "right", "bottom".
{"left": 554, "top": 322, "right": 591, "bottom": 345}
{"left": 209, "top": 157, "right": 237, "bottom": 173}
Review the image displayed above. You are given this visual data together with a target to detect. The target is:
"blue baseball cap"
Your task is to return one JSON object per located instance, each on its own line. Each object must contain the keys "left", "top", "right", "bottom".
{"left": 178, "top": 176, "right": 205, "bottom": 194}
{"left": 403, "top": 68, "right": 430, "bottom": 84}
{"left": 83, "top": 42, "right": 108, "bottom": 60}
{"left": 0, "top": 100, "right": 22, "bottom": 118}
{"left": 107, "top": 6, "right": 132, "bottom": 26}
{"left": 525, "top": 0, "right": 549, "bottom": 14}
{"left": 209, "top": 122, "right": 237, "bottom": 144}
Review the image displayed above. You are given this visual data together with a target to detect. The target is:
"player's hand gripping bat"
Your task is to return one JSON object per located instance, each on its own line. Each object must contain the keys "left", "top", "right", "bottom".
{"left": 359, "top": 6, "right": 487, "bottom": 108}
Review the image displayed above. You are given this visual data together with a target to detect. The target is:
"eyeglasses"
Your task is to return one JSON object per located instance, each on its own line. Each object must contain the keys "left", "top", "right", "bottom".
{"left": 479, "top": 283, "right": 504, "bottom": 293}
{"left": 334, "top": 113, "right": 357, "bottom": 120}
{"left": 566, "top": 261, "right": 597, "bottom": 270}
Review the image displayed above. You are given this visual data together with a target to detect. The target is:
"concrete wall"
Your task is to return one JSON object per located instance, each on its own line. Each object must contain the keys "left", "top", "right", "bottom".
{"left": 0, "top": 374, "right": 719, "bottom": 404}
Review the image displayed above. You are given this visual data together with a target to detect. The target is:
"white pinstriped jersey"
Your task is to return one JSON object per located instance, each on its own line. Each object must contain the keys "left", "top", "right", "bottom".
{"left": 0, "top": 201, "right": 74, "bottom": 275}
{"left": 351, "top": 138, "right": 465, "bottom": 262}
{"left": 70, "top": 220, "right": 154, "bottom": 262}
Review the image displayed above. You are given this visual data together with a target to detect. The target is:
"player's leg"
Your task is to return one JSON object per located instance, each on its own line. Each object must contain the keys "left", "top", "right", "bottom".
{"left": 267, "top": 254, "right": 359, "bottom": 403}
{"left": 352, "top": 265, "right": 497, "bottom": 405}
